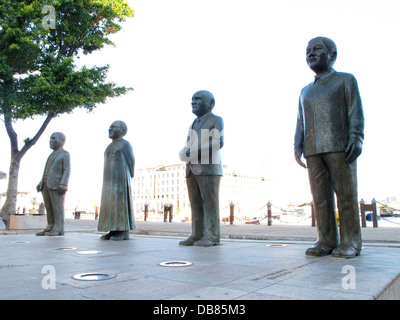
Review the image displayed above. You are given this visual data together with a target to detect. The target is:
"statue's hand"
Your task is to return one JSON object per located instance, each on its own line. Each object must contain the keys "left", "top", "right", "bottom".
{"left": 179, "top": 146, "right": 190, "bottom": 162}
{"left": 58, "top": 185, "right": 68, "bottom": 195}
{"left": 345, "top": 137, "right": 363, "bottom": 164}
{"left": 295, "top": 149, "right": 306, "bottom": 168}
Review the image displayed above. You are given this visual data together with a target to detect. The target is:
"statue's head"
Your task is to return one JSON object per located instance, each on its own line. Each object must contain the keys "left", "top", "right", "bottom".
{"left": 108, "top": 120, "right": 127, "bottom": 140}
{"left": 49, "top": 132, "right": 66, "bottom": 150}
{"left": 191, "top": 90, "right": 215, "bottom": 117}
{"left": 306, "top": 37, "right": 337, "bottom": 73}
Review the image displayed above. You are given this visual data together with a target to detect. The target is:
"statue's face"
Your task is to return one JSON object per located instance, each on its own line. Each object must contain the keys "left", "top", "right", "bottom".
{"left": 49, "top": 133, "right": 64, "bottom": 150}
{"left": 191, "top": 92, "right": 211, "bottom": 117}
{"left": 108, "top": 122, "right": 124, "bottom": 139}
{"left": 306, "top": 38, "right": 333, "bottom": 73}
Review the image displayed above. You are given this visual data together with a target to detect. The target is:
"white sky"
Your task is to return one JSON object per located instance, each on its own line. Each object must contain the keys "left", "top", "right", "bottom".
{"left": 1, "top": 0, "right": 400, "bottom": 209}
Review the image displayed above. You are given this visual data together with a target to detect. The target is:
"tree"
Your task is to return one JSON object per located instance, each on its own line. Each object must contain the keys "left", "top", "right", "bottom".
{"left": 0, "top": 0, "right": 134, "bottom": 228}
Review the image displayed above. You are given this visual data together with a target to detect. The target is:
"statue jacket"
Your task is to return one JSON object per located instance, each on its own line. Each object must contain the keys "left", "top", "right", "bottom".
{"left": 294, "top": 69, "right": 364, "bottom": 158}
{"left": 179, "top": 112, "right": 224, "bottom": 177}
{"left": 38, "top": 148, "right": 70, "bottom": 191}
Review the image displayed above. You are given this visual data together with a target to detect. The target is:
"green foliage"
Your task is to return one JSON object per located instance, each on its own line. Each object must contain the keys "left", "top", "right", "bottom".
{"left": 0, "top": 0, "right": 134, "bottom": 121}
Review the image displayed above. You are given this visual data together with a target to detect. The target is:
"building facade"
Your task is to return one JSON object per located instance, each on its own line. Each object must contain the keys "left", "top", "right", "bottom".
{"left": 132, "top": 164, "right": 272, "bottom": 221}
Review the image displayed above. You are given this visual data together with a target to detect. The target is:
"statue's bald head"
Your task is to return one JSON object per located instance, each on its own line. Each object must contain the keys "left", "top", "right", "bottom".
{"left": 191, "top": 90, "right": 215, "bottom": 118}
{"left": 112, "top": 120, "right": 128, "bottom": 136}
{"left": 52, "top": 132, "right": 66, "bottom": 144}
{"left": 193, "top": 90, "right": 215, "bottom": 109}
{"left": 49, "top": 132, "right": 66, "bottom": 151}
{"left": 108, "top": 120, "right": 128, "bottom": 140}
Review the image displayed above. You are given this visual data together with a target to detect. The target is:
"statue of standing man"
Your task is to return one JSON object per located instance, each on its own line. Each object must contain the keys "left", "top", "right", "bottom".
{"left": 294, "top": 37, "right": 364, "bottom": 259}
{"left": 98, "top": 121, "right": 135, "bottom": 240}
{"left": 36, "top": 132, "right": 70, "bottom": 236}
{"left": 179, "top": 90, "right": 224, "bottom": 247}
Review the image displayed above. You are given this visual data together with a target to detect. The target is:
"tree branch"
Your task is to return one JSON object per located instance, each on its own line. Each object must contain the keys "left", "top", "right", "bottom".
{"left": 4, "top": 115, "right": 19, "bottom": 157}
{"left": 18, "top": 113, "right": 56, "bottom": 160}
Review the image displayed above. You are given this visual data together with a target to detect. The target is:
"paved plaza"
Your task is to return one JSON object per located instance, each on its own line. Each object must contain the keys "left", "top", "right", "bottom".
{"left": 0, "top": 220, "right": 399, "bottom": 303}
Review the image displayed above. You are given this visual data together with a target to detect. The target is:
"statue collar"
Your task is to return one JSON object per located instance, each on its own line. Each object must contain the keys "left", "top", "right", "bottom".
{"left": 314, "top": 68, "right": 336, "bottom": 83}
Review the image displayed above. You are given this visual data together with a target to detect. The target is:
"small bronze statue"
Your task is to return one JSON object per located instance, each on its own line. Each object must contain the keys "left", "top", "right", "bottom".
{"left": 179, "top": 90, "right": 224, "bottom": 247}
{"left": 294, "top": 37, "right": 364, "bottom": 258}
{"left": 36, "top": 132, "right": 71, "bottom": 236}
{"left": 98, "top": 121, "right": 135, "bottom": 240}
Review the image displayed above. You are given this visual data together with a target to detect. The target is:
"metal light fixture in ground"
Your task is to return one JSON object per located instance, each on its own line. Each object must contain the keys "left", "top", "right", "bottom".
{"left": 265, "top": 244, "right": 288, "bottom": 247}
{"left": 72, "top": 272, "right": 116, "bottom": 281}
{"left": 76, "top": 250, "right": 102, "bottom": 255}
{"left": 159, "top": 261, "right": 192, "bottom": 267}
{"left": 54, "top": 247, "right": 77, "bottom": 251}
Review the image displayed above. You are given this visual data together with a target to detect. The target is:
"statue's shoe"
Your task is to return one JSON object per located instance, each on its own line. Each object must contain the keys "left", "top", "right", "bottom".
{"left": 332, "top": 245, "right": 361, "bottom": 259}
{"left": 305, "top": 242, "right": 336, "bottom": 257}
{"left": 110, "top": 231, "right": 129, "bottom": 241}
{"left": 100, "top": 231, "right": 113, "bottom": 240}
{"left": 194, "top": 238, "right": 219, "bottom": 247}
{"left": 36, "top": 229, "right": 52, "bottom": 236}
{"left": 46, "top": 230, "right": 64, "bottom": 236}
{"left": 179, "top": 236, "right": 200, "bottom": 246}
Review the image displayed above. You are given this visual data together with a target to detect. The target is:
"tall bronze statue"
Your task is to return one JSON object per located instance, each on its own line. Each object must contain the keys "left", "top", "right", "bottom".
{"left": 294, "top": 37, "right": 364, "bottom": 259}
{"left": 36, "top": 132, "right": 70, "bottom": 236}
{"left": 98, "top": 121, "right": 135, "bottom": 240}
{"left": 179, "top": 90, "right": 224, "bottom": 247}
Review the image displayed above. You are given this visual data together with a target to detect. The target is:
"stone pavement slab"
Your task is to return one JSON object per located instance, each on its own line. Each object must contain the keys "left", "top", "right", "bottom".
{"left": 61, "top": 219, "right": 400, "bottom": 243}
{"left": 2, "top": 218, "right": 400, "bottom": 244}
{"left": 0, "top": 232, "right": 399, "bottom": 303}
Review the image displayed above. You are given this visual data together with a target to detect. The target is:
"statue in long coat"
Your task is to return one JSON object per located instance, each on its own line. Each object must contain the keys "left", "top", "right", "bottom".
{"left": 98, "top": 121, "right": 135, "bottom": 240}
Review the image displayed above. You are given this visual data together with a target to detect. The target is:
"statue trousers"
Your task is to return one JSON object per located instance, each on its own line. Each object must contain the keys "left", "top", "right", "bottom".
{"left": 186, "top": 172, "right": 221, "bottom": 243}
{"left": 306, "top": 152, "right": 362, "bottom": 250}
{"left": 41, "top": 182, "right": 65, "bottom": 234}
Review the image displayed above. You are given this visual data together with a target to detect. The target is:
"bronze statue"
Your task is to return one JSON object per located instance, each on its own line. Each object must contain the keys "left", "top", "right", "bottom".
{"left": 179, "top": 90, "right": 224, "bottom": 247}
{"left": 36, "top": 132, "right": 70, "bottom": 236}
{"left": 294, "top": 37, "right": 364, "bottom": 259}
{"left": 98, "top": 121, "right": 135, "bottom": 240}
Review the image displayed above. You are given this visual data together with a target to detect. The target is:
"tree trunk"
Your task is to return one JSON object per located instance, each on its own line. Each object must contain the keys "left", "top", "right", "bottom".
{"left": 0, "top": 159, "right": 21, "bottom": 228}
{"left": 1, "top": 113, "right": 55, "bottom": 229}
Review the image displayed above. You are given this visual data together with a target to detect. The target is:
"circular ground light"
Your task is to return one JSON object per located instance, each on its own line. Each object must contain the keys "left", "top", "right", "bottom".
{"left": 54, "top": 247, "right": 77, "bottom": 251}
{"left": 76, "top": 250, "right": 102, "bottom": 255}
{"left": 159, "top": 261, "right": 193, "bottom": 267}
{"left": 265, "top": 244, "right": 288, "bottom": 247}
{"left": 72, "top": 273, "right": 116, "bottom": 281}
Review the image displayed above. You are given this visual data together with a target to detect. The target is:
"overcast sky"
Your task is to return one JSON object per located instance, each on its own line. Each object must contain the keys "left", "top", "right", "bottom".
{"left": 1, "top": 0, "right": 400, "bottom": 209}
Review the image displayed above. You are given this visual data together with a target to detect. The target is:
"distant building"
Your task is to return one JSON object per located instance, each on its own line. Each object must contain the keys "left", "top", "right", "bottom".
{"left": 384, "top": 196, "right": 398, "bottom": 204}
{"left": 132, "top": 164, "right": 272, "bottom": 221}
